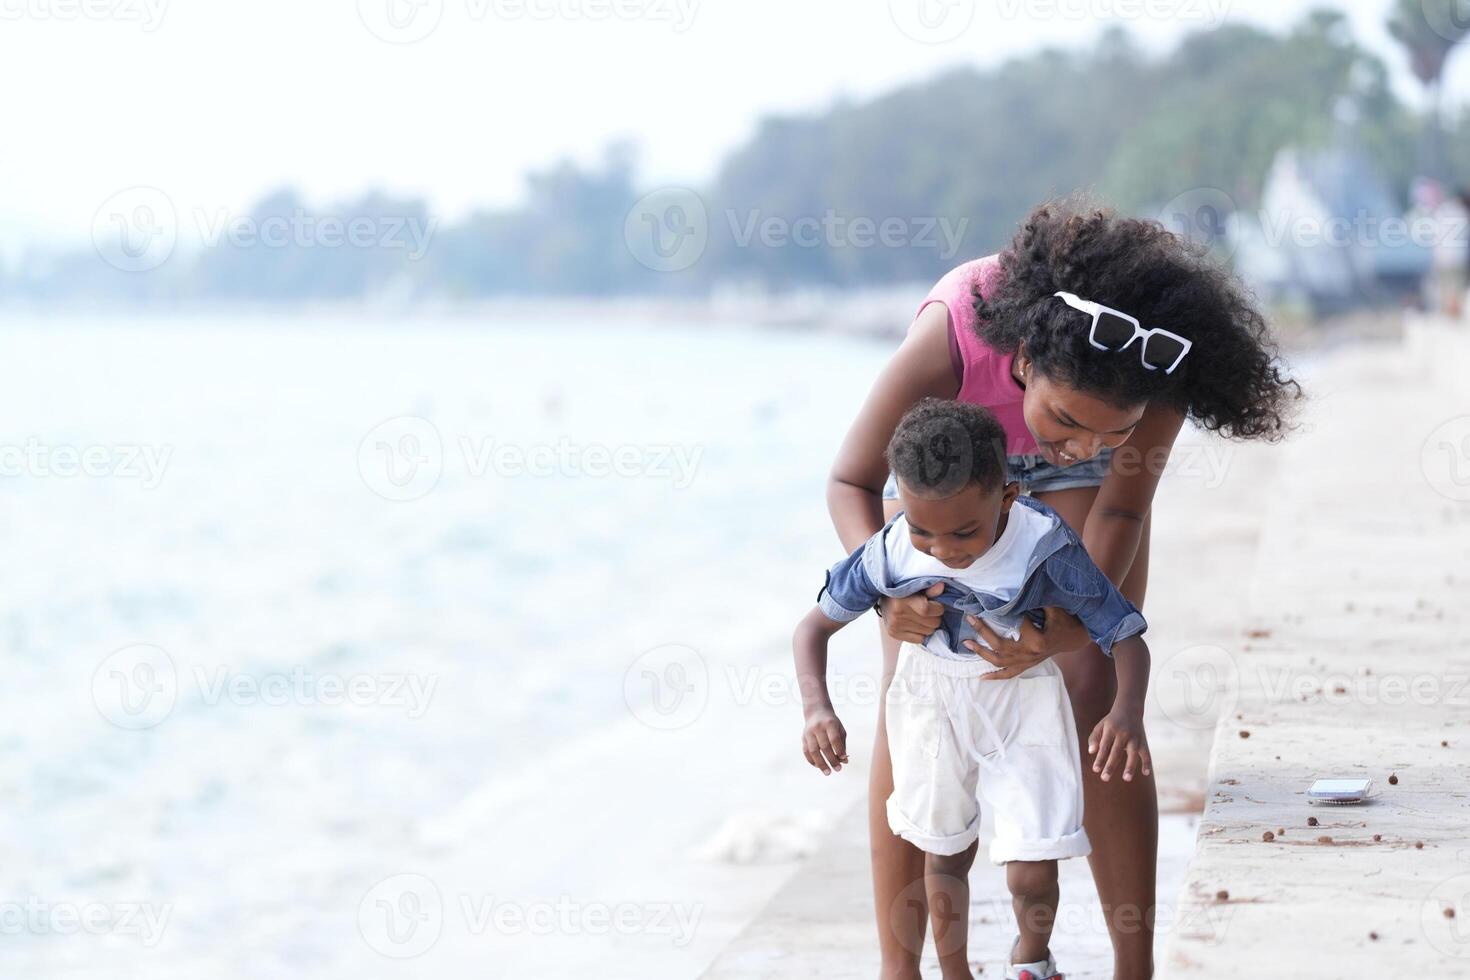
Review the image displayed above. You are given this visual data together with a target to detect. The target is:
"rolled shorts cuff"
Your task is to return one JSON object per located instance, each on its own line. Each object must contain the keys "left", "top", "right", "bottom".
{"left": 1008, "top": 447, "right": 1112, "bottom": 495}
{"left": 988, "top": 826, "right": 1092, "bottom": 865}
{"left": 886, "top": 796, "right": 980, "bottom": 856}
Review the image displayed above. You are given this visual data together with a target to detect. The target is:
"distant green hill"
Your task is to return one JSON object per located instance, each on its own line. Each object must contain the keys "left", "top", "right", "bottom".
{"left": 10, "top": 11, "right": 1461, "bottom": 303}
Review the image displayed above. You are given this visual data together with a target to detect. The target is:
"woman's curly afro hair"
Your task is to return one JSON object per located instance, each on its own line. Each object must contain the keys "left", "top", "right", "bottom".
{"left": 975, "top": 195, "right": 1301, "bottom": 440}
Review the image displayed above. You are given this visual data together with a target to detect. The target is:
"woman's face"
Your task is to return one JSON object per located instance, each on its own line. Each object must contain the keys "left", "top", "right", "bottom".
{"left": 1016, "top": 356, "right": 1147, "bottom": 466}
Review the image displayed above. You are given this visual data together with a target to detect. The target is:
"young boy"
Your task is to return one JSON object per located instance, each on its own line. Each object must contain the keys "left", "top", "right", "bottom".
{"left": 793, "top": 399, "right": 1152, "bottom": 980}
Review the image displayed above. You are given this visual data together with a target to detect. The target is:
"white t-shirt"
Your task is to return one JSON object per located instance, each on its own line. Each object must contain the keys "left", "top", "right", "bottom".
{"left": 883, "top": 502, "right": 1057, "bottom": 660}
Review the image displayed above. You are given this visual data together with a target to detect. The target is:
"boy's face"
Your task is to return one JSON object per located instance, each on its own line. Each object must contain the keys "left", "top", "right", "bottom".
{"left": 897, "top": 479, "right": 1020, "bottom": 570}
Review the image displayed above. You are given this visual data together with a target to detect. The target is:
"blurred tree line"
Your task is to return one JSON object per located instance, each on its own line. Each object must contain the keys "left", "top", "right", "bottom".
{"left": 12, "top": 8, "right": 1470, "bottom": 303}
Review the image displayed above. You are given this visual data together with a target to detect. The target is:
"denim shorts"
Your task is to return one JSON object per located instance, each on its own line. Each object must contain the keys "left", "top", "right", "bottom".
{"left": 883, "top": 447, "right": 1112, "bottom": 500}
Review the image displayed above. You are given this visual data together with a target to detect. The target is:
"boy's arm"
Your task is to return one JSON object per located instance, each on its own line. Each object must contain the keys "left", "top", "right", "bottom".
{"left": 798, "top": 532, "right": 888, "bottom": 775}
{"left": 1087, "top": 634, "right": 1152, "bottom": 783}
{"left": 793, "top": 607, "right": 851, "bottom": 775}
{"left": 817, "top": 534, "right": 885, "bottom": 625}
{"left": 1040, "top": 542, "right": 1148, "bottom": 656}
{"left": 1111, "top": 633, "right": 1150, "bottom": 719}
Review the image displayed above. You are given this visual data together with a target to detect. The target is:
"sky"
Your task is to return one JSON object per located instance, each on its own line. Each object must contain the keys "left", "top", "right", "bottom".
{"left": 0, "top": 0, "right": 1462, "bottom": 249}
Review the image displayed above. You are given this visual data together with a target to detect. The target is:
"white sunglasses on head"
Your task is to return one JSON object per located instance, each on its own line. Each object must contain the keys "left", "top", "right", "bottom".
{"left": 1053, "top": 291, "right": 1192, "bottom": 374}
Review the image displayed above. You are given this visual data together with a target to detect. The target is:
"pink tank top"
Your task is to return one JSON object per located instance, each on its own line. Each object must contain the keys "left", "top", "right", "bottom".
{"left": 915, "top": 254, "right": 1038, "bottom": 455}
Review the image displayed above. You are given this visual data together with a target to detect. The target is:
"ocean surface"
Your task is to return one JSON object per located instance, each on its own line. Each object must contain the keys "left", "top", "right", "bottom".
{"left": 0, "top": 313, "right": 895, "bottom": 979}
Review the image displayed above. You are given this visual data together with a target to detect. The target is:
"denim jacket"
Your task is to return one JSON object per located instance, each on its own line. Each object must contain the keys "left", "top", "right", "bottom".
{"left": 817, "top": 496, "right": 1146, "bottom": 655}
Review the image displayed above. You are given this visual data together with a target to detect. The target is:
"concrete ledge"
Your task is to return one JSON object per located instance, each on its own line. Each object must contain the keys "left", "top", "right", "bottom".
{"left": 1168, "top": 700, "right": 1470, "bottom": 975}
{"left": 1166, "top": 335, "right": 1470, "bottom": 976}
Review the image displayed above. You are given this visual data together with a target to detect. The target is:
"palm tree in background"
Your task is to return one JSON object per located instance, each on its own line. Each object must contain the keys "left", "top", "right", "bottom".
{"left": 1388, "top": 0, "right": 1470, "bottom": 178}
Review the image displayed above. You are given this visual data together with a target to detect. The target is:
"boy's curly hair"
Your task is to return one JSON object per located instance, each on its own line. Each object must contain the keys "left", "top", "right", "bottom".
{"left": 975, "top": 195, "right": 1301, "bottom": 440}
{"left": 886, "top": 398, "right": 1008, "bottom": 496}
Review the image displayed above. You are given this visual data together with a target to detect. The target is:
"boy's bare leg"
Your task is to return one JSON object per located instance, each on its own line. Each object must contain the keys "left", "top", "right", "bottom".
{"left": 1007, "top": 860, "right": 1059, "bottom": 965}
{"left": 871, "top": 495, "right": 928, "bottom": 980}
{"left": 925, "top": 842, "right": 978, "bottom": 980}
{"left": 871, "top": 624, "right": 927, "bottom": 980}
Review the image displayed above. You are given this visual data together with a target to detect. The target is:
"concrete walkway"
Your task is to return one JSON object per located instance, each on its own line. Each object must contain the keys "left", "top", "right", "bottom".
{"left": 701, "top": 801, "right": 1202, "bottom": 979}
{"left": 1166, "top": 322, "right": 1470, "bottom": 975}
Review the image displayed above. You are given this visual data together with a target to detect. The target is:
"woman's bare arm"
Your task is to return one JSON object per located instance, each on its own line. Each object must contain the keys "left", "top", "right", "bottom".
{"left": 826, "top": 302, "right": 960, "bottom": 645}
{"left": 1083, "top": 403, "right": 1186, "bottom": 585}
{"left": 827, "top": 301, "right": 960, "bottom": 552}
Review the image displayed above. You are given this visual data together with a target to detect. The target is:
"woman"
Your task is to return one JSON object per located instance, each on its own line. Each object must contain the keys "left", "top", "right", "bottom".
{"left": 827, "top": 198, "right": 1298, "bottom": 980}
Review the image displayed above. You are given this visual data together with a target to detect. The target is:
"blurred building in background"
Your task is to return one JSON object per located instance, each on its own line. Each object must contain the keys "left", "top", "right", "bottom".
{"left": 1233, "top": 130, "right": 1431, "bottom": 315}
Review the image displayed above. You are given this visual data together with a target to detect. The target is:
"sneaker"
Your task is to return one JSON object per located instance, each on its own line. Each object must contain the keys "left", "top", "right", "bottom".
{"left": 1005, "top": 957, "right": 1062, "bottom": 980}
{"left": 1006, "top": 938, "right": 1063, "bottom": 980}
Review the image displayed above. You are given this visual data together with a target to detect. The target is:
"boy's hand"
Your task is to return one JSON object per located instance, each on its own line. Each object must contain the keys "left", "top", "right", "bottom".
{"left": 1087, "top": 709, "right": 1151, "bottom": 783}
{"left": 802, "top": 709, "right": 849, "bottom": 775}
{"left": 880, "top": 583, "right": 945, "bottom": 644}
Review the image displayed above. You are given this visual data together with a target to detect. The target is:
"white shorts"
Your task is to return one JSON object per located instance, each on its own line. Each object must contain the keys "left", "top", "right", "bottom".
{"left": 884, "top": 643, "right": 1092, "bottom": 864}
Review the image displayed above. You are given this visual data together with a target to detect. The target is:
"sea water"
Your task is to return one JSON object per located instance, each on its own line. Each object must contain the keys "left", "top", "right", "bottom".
{"left": 0, "top": 311, "right": 892, "bottom": 978}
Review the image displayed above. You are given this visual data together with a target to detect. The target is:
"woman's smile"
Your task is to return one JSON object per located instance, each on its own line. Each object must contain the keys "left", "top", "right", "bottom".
{"left": 1039, "top": 440, "right": 1088, "bottom": 467}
